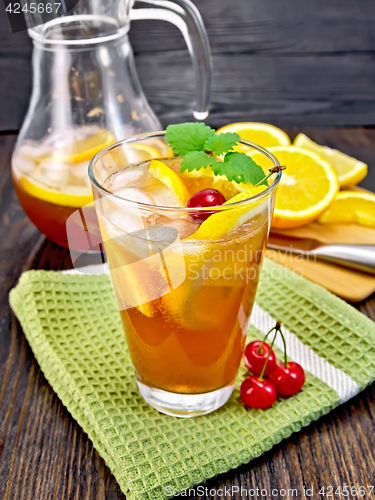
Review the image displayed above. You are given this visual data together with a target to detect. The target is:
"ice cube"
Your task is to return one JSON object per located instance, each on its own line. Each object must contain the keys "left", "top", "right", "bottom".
{"left": 72, "top": 160, "right": 90, "bottom": 179}
{"left": 103, "top": 189, "right": 151, "bottom": 235}
{"left": 146, "top": 225, "right": 179, "bottom": 254}
{"left": 147, "top": 214, "right": 199, "bottom": 239}
{"left": 97, "top": 153, "right": 116, "bottom": 179}
{"left": 106, "top": 210, "right": 144, "bottom": 234}
{"left": 111, "top": 188, "right": 154, "bottom": 209}
{"left": 39, "top": 161, "right": 70, "bottom": 187}
{"left": 103, "top": 210, "right": 151, "bottom": 259}
{"left": 166, "top": 219, "right": 200, "bottom": 239}
{"left": 82, "top": 174, "right": 92, "bottom": 189}
{"left": 18, "top": 142, "right": 53, "bottom": 159}
{"left": 44, "top": 125, "right": 101, "bottom": 148}
{"left": 146, "top": 184, "right": 183, "bottom": 208}
{"left": 12, "top": 154, "right": 35, "bottom": 174}
{"left": 109, "top": 170, "right": 144, "bottom": 191}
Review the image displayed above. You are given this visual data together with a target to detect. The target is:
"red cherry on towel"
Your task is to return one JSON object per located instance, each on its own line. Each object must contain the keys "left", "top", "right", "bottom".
{"left": 269, "top": 362, "right": 305, "bottom": 396}
{"left": 244, "top": 340, "right": 276, "bottom": 376}
{"left": 187, "top": 189, "right": 226, "bottom": 221}
{"left": 240, "top": 376, "right": 277, "bottom": 409}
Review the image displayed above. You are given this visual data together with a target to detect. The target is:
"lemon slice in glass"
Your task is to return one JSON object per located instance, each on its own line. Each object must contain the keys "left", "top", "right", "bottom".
{"left": 148, "top": 159, "right": 190, "bottom": 205}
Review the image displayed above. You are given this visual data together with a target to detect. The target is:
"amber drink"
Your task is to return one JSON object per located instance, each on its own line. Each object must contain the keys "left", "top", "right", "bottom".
{"left": 89, "top": 132, "right": 281, "bottom": 417}
{"left": 11, "top": 127, "right": 114, "bottom": 248}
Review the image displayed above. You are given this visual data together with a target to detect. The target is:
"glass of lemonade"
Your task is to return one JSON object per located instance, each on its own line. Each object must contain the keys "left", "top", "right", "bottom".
{"left": 89, "top": 132, "right": 281, "bottom": 417}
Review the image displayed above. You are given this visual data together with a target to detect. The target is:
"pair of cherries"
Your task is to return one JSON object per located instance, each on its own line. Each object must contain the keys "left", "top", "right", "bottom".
{"left": 240, "top": 322, "right": 305, "bottom": 409}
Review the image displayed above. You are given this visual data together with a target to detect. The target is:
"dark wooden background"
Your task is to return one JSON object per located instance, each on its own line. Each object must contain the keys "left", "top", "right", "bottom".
{"left": 1, "top": 1, "right": 375, "bottom": 499}
{"left": 1, "top": 0, "right": 375, "bottom": 132}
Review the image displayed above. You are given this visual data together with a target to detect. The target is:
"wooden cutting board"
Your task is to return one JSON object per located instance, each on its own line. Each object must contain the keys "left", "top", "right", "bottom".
{"left": 265, "top": 222, "right": 375, "bottom": 302}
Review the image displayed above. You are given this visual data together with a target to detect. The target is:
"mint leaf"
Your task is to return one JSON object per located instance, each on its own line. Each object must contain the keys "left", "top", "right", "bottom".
{"left": 212, "top": 152, "right": 268, "bottom": 185}
{"left": 166, "top": 123, "right": 215, "bottom": 156}
{"left": 180, "top": 151, "right": 214, "bottom": 172}
{"left": 165, "top": 121, "right": 268, "bottom": 187}
{"left": 204, "top": 132, "right": 240, "bottom": 155}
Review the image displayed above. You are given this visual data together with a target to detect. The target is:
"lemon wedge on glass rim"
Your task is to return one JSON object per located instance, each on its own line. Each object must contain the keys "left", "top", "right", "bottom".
{"left": 294, "top": 133, "right": 367, "bottom": 189}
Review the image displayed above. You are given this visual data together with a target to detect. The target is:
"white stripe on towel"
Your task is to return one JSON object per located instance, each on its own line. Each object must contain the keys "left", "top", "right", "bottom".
{"left": 250, "top": 303, "right": 359, "bottom": 404}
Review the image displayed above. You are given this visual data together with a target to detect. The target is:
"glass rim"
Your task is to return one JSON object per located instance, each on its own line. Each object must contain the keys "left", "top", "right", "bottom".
{"left": 28, "top": 15, "right": 130, "bottom": 46}
{"left": 88, "top": 131, "right": 282, "bottom": 214}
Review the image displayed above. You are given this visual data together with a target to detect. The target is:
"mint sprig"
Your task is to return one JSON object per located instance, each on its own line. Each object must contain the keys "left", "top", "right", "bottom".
{"left": 165, "top": 122, "right": 268, "bottom": 186}
{"left": 180, "top": 151, "right": 213, "bottom": 172}
{"left": 216, "top": 152, "right": 269, "bottom": 185}
{"left": 165, "top": 122, "right": 214, "bottom": 156}
{"left": 204, "top": 132, "right": 240, "bottom": 155}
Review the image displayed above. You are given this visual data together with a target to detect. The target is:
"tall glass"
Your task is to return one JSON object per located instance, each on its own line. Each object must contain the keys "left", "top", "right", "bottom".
{"left": 88, "top": 132, "right": 281, "bottom": 417}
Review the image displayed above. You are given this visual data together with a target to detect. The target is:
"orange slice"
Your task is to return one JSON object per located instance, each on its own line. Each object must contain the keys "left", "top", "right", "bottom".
{"left": 20, "top": 175, "right": 93, "bottom": 207}
{"left": 216, "top": 122, "right": 291, "bottom": 152}
{"left": 319, "top": 191, "right": 375, "bottom": 227}
{"left": 249, "top": 146, "right": 339, "bottom": 228}
{"left": 294, "top": 133, "right": 367, "bottom": 188}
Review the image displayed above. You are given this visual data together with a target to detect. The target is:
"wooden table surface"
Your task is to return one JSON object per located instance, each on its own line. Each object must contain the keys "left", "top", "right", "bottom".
{"left": 0, "top": 128, "right": 375, "bottom": 499}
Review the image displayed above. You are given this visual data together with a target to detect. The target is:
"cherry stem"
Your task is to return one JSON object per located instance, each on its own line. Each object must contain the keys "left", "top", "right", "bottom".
{"left": 258, "top": 329, "right": 278, "bottom": 381}
{"left": 276, "top": 322, "right": 289, "bottom": 367}
{"left": 257, "top": 326, "right": 277, "bottom": 354}
{"left": 254, "top": 165, "right": 286, "bottom": 188}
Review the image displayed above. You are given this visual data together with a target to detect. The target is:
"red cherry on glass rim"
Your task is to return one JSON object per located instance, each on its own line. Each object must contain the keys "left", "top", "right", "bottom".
{"left": 269, "top": 362, "right": 306, "bottom": 396}
{"left": 244, "top": 340, "right": 276, "bottom": 376}
{"left": 187, "top": 188, "right": 226, "bottom": 221}
{"left": 240, "top": 376, "right": 277, "bottom": 409}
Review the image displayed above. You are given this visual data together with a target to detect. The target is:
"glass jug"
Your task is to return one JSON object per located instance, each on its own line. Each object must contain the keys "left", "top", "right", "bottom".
{"left": 12, "top": 0, "right": 212, "bottom": 248}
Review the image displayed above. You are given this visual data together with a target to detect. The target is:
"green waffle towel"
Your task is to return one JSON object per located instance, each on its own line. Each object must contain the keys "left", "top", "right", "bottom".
{"left": 9, "top": 259, "right": 375, "bottom": 500}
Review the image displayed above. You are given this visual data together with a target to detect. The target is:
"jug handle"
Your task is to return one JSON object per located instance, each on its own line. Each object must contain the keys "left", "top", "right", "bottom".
{"left": 130, "top": 0, "right": 212, "bottom": 120}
